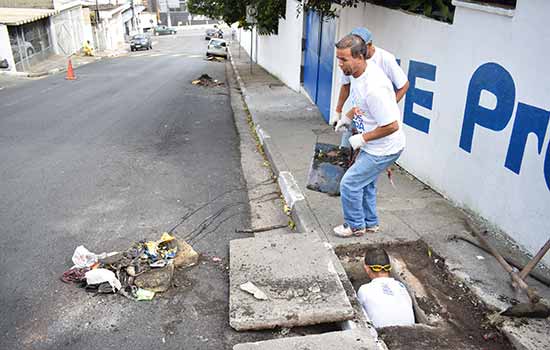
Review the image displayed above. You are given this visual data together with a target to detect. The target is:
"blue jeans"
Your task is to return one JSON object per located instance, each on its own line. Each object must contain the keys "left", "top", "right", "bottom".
{"left": 340, "top": 149, "right": 402, "bottom": 230}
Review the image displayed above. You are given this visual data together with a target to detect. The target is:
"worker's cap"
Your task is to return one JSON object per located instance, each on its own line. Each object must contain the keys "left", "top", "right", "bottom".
{"left": 350, "top": 27, "right": 372, "bottom": 44}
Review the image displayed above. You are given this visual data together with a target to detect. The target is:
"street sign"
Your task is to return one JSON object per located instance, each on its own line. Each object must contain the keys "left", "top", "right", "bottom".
{"left": 246, "top": 5, "right": 258, "bottom": 24}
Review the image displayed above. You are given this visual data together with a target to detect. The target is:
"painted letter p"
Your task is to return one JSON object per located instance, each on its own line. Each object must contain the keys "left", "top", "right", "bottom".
{"left": 459, "top": 63, "right": 516, "bottom": 153}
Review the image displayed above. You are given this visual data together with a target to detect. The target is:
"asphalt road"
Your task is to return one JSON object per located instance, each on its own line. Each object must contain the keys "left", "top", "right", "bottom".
{"left": 0, "top": 32, "right": 267, "bottom": 349}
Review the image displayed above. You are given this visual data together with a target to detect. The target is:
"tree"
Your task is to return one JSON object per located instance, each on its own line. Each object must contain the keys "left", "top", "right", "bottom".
{"left": 297, "top": 0, "right": 455, "bottom": 23}
{"left": 187, "top": 0, "right": 286, "bottom": 35}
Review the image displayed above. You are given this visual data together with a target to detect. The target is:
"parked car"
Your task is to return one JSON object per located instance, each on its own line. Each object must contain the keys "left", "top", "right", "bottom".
{"left": 130, "top": 34, "right": 152, "bottom": 51}
{"left": 205, "top": 28, "right": 223, "bottom": 40}
{"left": 206, "top": 39, "right": 228, "bottom": 58}
{"left": 154, "top": 25, "right": 176, "bottom": 36}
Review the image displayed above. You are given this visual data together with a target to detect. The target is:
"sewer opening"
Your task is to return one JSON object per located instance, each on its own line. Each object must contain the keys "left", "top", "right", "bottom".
{"left": 335, "top": 240, "right": 514, "bottom": 349}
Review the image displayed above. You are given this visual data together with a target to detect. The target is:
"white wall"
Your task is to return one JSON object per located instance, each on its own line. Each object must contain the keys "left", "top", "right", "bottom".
{"left": 0, "top": 24, "right": 15, "bottom": 71}
{"left": 335, "top": 0, "right": 550, "bottom": 263}
{"left": 51, "top": 5, "right": 87, "bottom": 55}
{"left": 235, "top": 0, "right": 304, "bottom": 91}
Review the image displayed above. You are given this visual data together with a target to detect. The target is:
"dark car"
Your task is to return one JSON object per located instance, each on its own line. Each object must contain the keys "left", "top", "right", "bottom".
{"left": 154, "top": 25, "right": 176, "bottom": 35}
{"left": 205, "top": 28, "right": 223, "bottom": 40}
{"left": 130, "top": 34, "right": 152, "bottom": 51}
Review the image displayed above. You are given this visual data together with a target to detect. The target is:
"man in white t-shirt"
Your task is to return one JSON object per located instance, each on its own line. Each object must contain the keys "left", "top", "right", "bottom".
{"left": 333, "top": 28, "right": 409, "bottom": 151}
{"left": 357, "top": 247, "right": 415, "bottom": 328}
{"left": 333, "top": 34, "right": 405, "bottom": 237}
{"left": 332, "top": 27, "right": 409, "bottom": 126}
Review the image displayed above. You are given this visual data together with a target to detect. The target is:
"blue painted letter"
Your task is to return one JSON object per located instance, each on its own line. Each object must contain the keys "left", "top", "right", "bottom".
{"left": 403, "top": 60, "right": 436, "bottom": 133}
{"left": 545, "top": 141, "right": 550, "bottom": 191}
{"left": 459, "top": 63, "right": 515, "bottom": 152}
{"left": 504, "top": 103, "right": 550, "bottom": 174}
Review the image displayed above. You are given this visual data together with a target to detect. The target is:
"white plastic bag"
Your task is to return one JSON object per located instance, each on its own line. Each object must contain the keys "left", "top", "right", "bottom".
{"left": 71, "top": 245, "right": 117, "bottom": 268}
{"left": 72, "top": 245, "right": 98, "bottom": 268}
{"left": 85, "top": 268, "right": 122, "bottom": 292}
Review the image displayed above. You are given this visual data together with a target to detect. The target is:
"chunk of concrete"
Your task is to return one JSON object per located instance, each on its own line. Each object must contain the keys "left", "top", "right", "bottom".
{"left": 229, "top": 235, "right": 354, "bottom": 331}
{"left": 233, "top": 329, "right": 380, "bottom": 350}
{"left": 174, "top": 239, "right": 199, "bottom": 268}
{"left": 500, "top": 318, "right": 550, "bottom": 350}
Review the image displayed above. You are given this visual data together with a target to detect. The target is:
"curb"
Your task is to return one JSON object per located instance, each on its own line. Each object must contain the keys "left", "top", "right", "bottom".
{"left": 228, "top": 49, "right": 385, "bottom": 345}
{"left": 228, "top": 49, "right": 323, "bottom": 236}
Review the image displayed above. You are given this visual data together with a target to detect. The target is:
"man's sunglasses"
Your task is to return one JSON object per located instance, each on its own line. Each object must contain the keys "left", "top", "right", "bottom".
{"left": 368, "top": 264, "right": 392, "bottom": 272}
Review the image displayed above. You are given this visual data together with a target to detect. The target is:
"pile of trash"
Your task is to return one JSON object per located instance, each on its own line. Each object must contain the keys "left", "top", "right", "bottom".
{"left": 61, "top": 233, "right": 198, "bottom": 301}
{"left": 206, "top": 56, "right": 225, "bottom": 63}
{"left": 191, "top": 74, "right": 224, "bottom": 87}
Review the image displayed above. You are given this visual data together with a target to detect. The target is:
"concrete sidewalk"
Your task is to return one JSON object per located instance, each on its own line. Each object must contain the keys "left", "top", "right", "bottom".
{"left": 228, "top": 47, "right": 550, "bottom": 348}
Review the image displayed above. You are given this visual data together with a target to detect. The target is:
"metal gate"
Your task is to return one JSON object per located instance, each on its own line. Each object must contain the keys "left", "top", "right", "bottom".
{"left": 303, "top": 11, "right": 336, "bottom": 123}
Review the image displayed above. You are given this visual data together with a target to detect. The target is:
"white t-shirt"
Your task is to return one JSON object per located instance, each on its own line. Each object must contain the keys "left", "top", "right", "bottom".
{"left": 348, "top": 63, "right": 405, "bottom": 156}
{"left": 341, "top": 46, "right": 408, "bottom": 90}
{"left": 357, "top": 277, "right": 415, "bottom": 328}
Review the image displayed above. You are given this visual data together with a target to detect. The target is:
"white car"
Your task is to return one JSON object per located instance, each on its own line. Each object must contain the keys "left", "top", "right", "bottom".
{"left": 206, "top": 39, "right": 228, "bottom": 58}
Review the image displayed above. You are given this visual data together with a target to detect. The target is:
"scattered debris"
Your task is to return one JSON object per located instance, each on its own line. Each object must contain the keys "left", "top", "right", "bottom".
{"left": 476, "top": 255, "right": 485, "bottom": 260}
{"left": 72, "top": 245, "right": 104, "bottom": 268}
{"left": 61, "top": 267, "right": 89, "bottom": 283}
{"left": 191, "top": 74, "right": 224, "bottom": 87}
{"left": 136, "top": 288, "right": 155, "bottom": 301}
{"left": 174, "top": 240, "right": 199, "bottom": 268}
{"left": 205, "top": 56, "right": 225, "bottom": 62}
{"left": 240, "top": 281, "right": 268, "bottom": 300}
{"left": 85, "top": 268, "right": 122, "bottom": 293}
{"left": 61, "top": 232, "right": 197, "bottom": 300}
{"left": 235, "top": 224, "right": 288, "bottom": 234}
{"left": 135, "top": 263, "right": 174, "bottom": 293}
{"left": 279, "top": 327, "right": 290, "bottom": 335}
{"left": 212, "top": 256, "right": 222, "bottom": 263}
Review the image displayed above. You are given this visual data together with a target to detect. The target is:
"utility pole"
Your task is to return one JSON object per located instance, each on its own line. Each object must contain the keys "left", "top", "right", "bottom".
{"left": 165, "top": 0, "right": 172, "bottom": 26}
{"left": 95, "top": 0, "right": 100, "bottom": 25}
{"left": 130, "top": 0, "right": 136, "bottom": 33}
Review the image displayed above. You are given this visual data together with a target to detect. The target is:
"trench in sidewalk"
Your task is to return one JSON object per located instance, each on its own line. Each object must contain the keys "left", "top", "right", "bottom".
{"left": 335, "top": 240, "right": 515, "bottom": 349}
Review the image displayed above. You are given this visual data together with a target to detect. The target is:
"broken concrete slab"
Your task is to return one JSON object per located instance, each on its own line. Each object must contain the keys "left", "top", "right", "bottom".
{"left": 500, "top": 318, "right": 550, "bottom": 350}
{"left": 229, "top": 235, "right": 354, "bottom": 331}
{"left": 233, "top": 329, "right": 380, "bottom": 350}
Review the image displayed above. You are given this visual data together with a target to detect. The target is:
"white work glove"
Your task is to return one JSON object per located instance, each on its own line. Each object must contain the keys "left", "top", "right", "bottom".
{"left": 349, "top": 134, "right": 366, "bottom": 150}
{"left": 329, "top": 111, "right": 341, "bottom": 126}
{"left": 334, "top": 116, "right": 352, "bottom": 133}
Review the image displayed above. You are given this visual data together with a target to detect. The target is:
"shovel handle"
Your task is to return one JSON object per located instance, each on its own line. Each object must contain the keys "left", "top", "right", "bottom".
{"left": 468, "top": 223, "right": 530, "bottom": 291}
{"left": 519, "top": 239, "right": 550, "bottom": 281}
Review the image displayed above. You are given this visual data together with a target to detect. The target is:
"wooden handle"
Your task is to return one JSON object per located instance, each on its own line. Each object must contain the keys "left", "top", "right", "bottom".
{"left": 519, "top": 239, "right": 550, "bottom": 281}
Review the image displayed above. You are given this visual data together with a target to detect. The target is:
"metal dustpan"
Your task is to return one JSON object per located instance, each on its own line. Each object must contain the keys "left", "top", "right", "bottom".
{"left": 306, "top": 142, "right": 352, "bottom": 196}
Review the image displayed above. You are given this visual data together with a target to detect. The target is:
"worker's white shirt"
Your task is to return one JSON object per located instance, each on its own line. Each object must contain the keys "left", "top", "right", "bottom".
{"left": 357, "top": 277, "right": 415, "bottom": 328}
{"left": 341, "top": 46, "right": 408, "bottom": 89}
{"left": 348, "top": 63, "right": 405, "bottom": 156}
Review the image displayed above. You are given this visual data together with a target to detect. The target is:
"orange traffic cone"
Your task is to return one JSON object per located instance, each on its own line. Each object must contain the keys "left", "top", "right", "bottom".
{"left": 65, "top": 58, "right": 76, "bottom": 80}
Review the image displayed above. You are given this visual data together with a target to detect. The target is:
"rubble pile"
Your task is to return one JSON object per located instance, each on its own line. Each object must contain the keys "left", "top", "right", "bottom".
{"left": 206, "top": 56, "right": 225, "bottom": 63}
{"left": 61, "top": 233, "right": 198, "bottom": 301}
{"left": 191, "top": 74, "right": 224, "bottom": 87}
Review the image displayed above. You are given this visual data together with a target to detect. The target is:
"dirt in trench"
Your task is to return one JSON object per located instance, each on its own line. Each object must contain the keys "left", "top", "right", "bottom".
{"left": 336, "top": 240, "right": 514, "bottom": 350}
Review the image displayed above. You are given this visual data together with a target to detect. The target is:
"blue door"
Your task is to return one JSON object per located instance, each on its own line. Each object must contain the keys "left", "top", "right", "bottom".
{"left": 303, "top": 11, "right": 321, "bottom": 104}
{"left": 303, "top": 11, "right": 336, "bottom": 123}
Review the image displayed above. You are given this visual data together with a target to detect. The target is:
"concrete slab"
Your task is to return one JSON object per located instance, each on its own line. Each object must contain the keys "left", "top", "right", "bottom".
{"left": 500, "top": 318, "right": 550, "bottom": 350}
{"left": 229, "top": 235, "right": 354, "bottom": 330}
{"left": 233, "top": 329, "right": 380, "bottom": 350}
